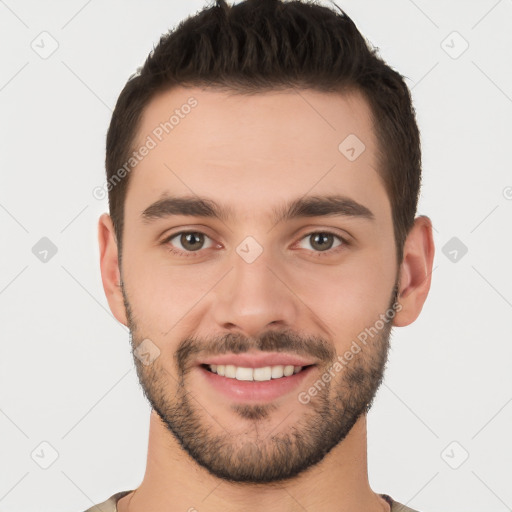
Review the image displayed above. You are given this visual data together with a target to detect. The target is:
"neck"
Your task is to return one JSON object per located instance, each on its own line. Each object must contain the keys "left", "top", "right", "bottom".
{"left": 118, "top": 411, "right": 390, "bottom": 512}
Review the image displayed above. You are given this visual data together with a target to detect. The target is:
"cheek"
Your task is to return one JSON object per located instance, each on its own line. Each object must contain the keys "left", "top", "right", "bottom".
{"left": 123, "top": 249, "right": 221, "bottom": 330}
{"left": 122, "top": 226, "right": 396, "bottom": 342}
{"left": 302, "top": 254, "right": 395, "bottom": 342}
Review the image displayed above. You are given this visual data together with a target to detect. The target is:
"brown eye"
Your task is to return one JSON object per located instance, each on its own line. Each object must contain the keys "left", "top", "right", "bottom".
{"left": 309, "top": 233, "right": 335, "bottom": 251}
{"left": 179, "top": 232, "right": 205, "bottom": 251}
{"left": 164, "top": 231, "right": 215, "bottom": 255}
{"left": 297, "top": 231, "right": 346, "bottom": 254}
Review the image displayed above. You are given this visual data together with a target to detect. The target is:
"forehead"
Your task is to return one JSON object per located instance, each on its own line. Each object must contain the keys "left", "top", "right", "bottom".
{"left": 125, "top": 86, "right": 390, "bottom": 225}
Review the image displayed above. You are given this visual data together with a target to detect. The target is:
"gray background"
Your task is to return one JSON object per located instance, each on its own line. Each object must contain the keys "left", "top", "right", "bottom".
{"left": 1, "top": 1, "right": 511, "bottom": 511}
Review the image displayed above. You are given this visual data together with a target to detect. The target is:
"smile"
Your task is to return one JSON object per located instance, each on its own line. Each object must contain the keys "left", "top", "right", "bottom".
{"left": 205, "top": 364, "right": 309, "bottom": 381}
{"left": 199, "top": 363, "right": 316, "bottom": 403}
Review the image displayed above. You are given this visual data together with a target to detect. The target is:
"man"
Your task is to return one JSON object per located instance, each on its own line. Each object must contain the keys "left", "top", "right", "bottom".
{"left": 92, "top": 0, "right": 435, "bottom": 510}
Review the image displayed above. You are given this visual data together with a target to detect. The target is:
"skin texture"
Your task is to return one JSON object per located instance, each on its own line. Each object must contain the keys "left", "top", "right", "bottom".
{"left": 98, "top": 86, "right": 435, "bottom": 512}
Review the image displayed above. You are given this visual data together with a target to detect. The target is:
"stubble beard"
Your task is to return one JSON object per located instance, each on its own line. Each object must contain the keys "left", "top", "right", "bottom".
{"left": 122, "top": 281, "right": 398, "bottom": 484}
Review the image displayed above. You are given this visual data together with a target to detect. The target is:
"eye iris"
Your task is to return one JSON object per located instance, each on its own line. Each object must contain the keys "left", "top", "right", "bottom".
{"left": 181, "top": 232, "right": 204, "bottom": 251}
{"left": 311, "top": 233, "right": 333, "bottom": 251}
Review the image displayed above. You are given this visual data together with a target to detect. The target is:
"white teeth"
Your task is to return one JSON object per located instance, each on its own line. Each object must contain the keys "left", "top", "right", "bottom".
{"left": 225, "top": 365, "right": 236, "bottom": 378}
{"left": 253, "top": 366, "right": 272, "bottom": 381}
{"left": 209, "top": 364, "right": 306, "bottom": 381}
{"left": 271, "top": 365, "right": 284, "bottom": 379}
{"left": 235, "top": 367, "right": 253, "bottom": 381}
{"left": 283, "top": 365, "right": 295, "bottom": 376}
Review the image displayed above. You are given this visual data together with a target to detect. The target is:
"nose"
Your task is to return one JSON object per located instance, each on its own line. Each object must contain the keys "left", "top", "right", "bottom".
{"left": 210, "top": 247, "right": 300, "bottom": 339}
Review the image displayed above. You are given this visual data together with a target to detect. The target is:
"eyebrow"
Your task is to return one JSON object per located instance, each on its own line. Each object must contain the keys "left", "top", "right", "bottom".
{"left": 141, "top": 194, "right": 375, "bottom": 225}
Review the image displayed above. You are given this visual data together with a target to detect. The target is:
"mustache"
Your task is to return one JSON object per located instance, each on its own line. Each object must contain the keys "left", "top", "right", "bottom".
{"left": 174, "top": 329, "right": 336, "bottom": 373}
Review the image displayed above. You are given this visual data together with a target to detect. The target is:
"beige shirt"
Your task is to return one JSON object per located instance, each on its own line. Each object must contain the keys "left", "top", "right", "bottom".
{"left": 83, "top": 490, "right": 421, "bottom": 511}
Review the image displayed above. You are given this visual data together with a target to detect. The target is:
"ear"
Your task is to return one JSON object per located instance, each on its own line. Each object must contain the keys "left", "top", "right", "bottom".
{"left": 393, "top": 215, "right": 435, "bottom": 327}
{"left": 98, "top": 213, "right": 128, "bottom": 326}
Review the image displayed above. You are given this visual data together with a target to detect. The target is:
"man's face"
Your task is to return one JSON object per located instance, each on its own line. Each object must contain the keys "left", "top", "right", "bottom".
{"left": 119, "top": 86, "right": 399, "bottom": 483}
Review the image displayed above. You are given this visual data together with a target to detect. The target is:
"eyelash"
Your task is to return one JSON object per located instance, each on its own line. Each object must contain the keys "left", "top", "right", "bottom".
{"left": 161, "top": 230, "right": 350, "bottom": 259}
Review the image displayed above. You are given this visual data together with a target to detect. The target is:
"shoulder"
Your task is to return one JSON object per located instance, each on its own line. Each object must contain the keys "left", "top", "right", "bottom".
{"left": 381, "top": 494, "right": 421, "bottom": 512}
{"left": 82, "top": 490, "right": 134, "bottom": 512}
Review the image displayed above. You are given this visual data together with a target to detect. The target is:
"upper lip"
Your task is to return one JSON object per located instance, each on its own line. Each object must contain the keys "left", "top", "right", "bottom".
{"left": 198, "top": 352, "right": 316, "bottom": 368}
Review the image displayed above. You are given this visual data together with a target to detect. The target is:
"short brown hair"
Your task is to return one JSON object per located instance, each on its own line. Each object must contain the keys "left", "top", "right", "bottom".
{"left": 106, "top": 0, "right": 421, "bottom": 265}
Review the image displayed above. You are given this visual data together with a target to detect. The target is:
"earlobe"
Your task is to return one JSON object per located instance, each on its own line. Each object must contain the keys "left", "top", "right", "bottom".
{"left": 393, "top": 215, "right": 435, "bottom": 327}
{"left": 98, "top": 213, "right": 128, "bottom": 326}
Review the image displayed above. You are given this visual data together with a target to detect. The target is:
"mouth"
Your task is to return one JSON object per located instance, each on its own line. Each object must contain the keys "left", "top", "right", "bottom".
{"left": 202, "top": 363, "right": 313, "bottom": 381}
{"left": 196, "top": 353, "right": 317, "bottom": 403}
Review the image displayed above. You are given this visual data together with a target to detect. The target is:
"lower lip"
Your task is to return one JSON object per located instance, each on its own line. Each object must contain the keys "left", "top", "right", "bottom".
{"left": 198, "top": 365, "right": 315, "bottom": 403}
